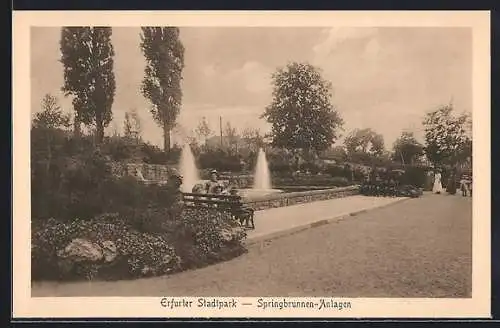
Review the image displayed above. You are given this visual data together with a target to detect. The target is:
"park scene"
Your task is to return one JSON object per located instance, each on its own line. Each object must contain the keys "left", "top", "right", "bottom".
{"left": 30, "top": 27, "right": 472, "bottom": 297}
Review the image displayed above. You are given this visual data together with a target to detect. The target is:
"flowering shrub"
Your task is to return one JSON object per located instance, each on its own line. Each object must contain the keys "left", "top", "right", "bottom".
{"left": 168, "top": 207, "right": 247, "bottom": 270}
{"left": 32, "top": 207, "right": 248, "bottom": 281}
{"left": 31, "top": 128, "right": 248, "bottom": 282}
{"left": 32, "top": 215, "right": 181, "bottom": 281}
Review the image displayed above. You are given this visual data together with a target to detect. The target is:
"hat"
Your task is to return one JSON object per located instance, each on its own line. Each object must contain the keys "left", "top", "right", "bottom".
{"left": 210, "top": 169, "right": 218, "bottom": 176}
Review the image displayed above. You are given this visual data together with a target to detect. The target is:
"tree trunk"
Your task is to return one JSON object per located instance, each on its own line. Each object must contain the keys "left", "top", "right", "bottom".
{"left": 46, "top": 130, "right": 52, "bottom": 175}
{"left": 399, "top": 151, "right": 405, "bottom": 167}
{"left": 95, "top": 122, "right": 105, "bottom": 145}
{"left": 73, "top": 116, "right": 81, "bottom": 138}
{"left": 163, "top": 121, "right": 171, "bottom": 152}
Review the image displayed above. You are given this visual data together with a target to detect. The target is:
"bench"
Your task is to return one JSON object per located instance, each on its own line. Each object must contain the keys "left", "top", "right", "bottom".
{"left": 181, "top": 192, "right": 255, "bottom": 229}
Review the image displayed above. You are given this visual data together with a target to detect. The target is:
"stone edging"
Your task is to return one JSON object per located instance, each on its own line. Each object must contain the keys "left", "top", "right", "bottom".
{"left": 244, "top": 185, "right": 360, "bottom": 211}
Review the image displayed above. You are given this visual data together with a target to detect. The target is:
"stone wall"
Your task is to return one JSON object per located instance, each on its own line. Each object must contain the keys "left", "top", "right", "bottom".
{"left": 109, "top": 162, "right": 174, "bottom": 181}
{"left": 245, "top": 185, "right": 359, "bottom": 211}
{"left": 220, "top": 174, "right": 254, "bottom": 188}
{"left": 220, "top": 173, "right": 353, "bottom": 189}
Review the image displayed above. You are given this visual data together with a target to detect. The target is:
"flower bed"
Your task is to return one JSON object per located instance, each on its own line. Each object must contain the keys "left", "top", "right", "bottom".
{"left": 32, "top": 208, "right": 247, "bottom": 282}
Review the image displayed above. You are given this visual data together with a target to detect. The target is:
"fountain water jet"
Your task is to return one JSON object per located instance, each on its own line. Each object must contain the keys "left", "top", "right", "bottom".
{"left": 179, "top": 144, "right": 200, "bottom": 192}
{"left": 253, "top": 148, "right": 272, "bottom": 190}
{"left": 237, "top": 148, "right": 283, "bottom": 199}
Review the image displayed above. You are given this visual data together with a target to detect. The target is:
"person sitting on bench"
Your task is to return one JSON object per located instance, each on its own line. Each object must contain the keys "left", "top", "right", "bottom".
{"left": 205, "top": 169, "right": 225, "bottom": 194}
{"left": 229, "top": 188, "right": 255, "bottom": 229}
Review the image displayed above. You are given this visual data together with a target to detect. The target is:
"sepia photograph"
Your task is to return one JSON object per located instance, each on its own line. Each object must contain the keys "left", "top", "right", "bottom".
{"left": 13, "top": 11, "right": 490, "bottom": 318}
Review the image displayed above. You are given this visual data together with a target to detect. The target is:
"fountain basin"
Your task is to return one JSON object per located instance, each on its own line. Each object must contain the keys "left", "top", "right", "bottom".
{"left": 243, "top": 185, "right": 360, "bottom": 211}
{"left": 237, "top": 188, "right": 283, "bottom": 200}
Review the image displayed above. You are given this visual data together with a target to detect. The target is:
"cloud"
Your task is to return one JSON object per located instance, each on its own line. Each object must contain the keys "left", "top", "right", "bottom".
{"left": 31, "top": 27, "right": 471, "bottom": 149}
{"left": 312, "top": 27, "right": 379, "bottom": 63}
{"left": 202, "top": 65, "right": 217, "bottom": 77}
{"left": 226, "top": 61, "right": 272, "bottom": 94}
{"left": 191, "top": 60, "right": 272, "bottom": 108}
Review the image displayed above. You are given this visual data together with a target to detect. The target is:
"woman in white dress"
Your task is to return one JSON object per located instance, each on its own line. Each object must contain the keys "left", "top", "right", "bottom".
{"left": 432, "top": 169, "right": 444, "bottom": 194}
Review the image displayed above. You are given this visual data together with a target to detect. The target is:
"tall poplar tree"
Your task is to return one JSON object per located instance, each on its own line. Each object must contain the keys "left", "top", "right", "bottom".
{"left": 140, "top": 27, "right": 185, "bottom": 152}
{"left": 60, "top": 27, "right": 116, "bottom": 144}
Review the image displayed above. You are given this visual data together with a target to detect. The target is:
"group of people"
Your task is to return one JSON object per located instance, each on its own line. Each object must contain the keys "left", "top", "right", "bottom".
{"left": 429, "top": 168, "right": 472, "bottom": 197}
{"left": 189, "top": 169, "right": 256, "bottom": 229}
{"left": 191, "top": 169, "right": 233, "bottom": 195}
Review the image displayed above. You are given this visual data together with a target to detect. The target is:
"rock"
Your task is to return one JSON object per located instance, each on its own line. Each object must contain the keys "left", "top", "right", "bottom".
{"left": 162, "top": 254, "right": 173, "bottom": 263}
{"left": 220, "top": 227, "right": 246, "bottom": 243}
{"left": 221, "top": 229, "right": 235, "bottom": 242}
{"left": 57, "top": 238, "right": 103, "bottom": 262}
{"left": 141, "top": 265, "right": 152, "bottom": 275}
{"left": 220, "top": 229, "right": 234, "bottom": 242}
{"left": 101, "top": 240, "right": 117, "bottom": 262}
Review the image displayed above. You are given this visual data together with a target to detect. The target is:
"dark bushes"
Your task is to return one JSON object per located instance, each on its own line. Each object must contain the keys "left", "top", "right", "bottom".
{"left": 141, "top": 143, "right": 182, "bottom": 165}
{"left": 399, "top": 166, "right": 427, "bottom": 188}
{"left": 31, "top": 208, "right": 247, "bottom": 281}
{"left": 31, "top": 128, "right": 248, "bottom": 282}
{"left": 198, "top": 149, "right": 244, "bottom": 172}
{"left": 273, "top": 175, "right": 352, "bottom": 187}
{"left": 31, "top": 147, "right": 182, "bottom": 223}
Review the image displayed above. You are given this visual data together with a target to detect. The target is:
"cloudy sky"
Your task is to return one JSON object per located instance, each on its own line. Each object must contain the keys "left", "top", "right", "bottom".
{"left": 30, "top": 26, "right": 472, "bottom": 148}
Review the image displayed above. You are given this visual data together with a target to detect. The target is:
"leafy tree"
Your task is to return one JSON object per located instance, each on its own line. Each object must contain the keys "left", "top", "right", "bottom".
{"left": 123, "top": 112, "right": 134, "bottom": 138}
{"left": 186, "top": 130, "right": 199, "bottom": 149}
{"left": 123, "top": 108, "right": 142, "bottom": 141}
{"left": 224, "top": 121, "right": 238, "bottom": 152}
{"left": 129, "top": 107, "right": 142, "bottom": 140}
{"left": 140, "top": 27, "right": 185, "bottom": 152}
{"left": 31, "top": 94, "right": 72, "bottom": 177}
{"left": 320, "top": 145, "right": 348, "bottom": 162}
{"left": 60, "top": 27, "right": 116, "bottom": 144}
{"left": 195, "top": 116, "right": 213, "bottom": 145}
{"left": 423, "top": 104, "right": 472, "bottom": 166}
{"left": 344, "top": 128, "right": 385, "bottom": 158}
{"left": 32, "top": 93, "right": 71, "bottom": 130}
{"left": 241, "top": 127, "right": 265, "bottom": 150}
{"left": 392, "top": 131, "right": 424, "bottom": 165}
{"left": 262, "top": 62, "right": 343, "bottom": 155}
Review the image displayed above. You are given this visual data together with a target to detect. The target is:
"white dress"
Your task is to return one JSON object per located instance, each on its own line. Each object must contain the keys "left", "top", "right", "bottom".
{"left": 433, "top": 172, "right": 443, "bottom": 194}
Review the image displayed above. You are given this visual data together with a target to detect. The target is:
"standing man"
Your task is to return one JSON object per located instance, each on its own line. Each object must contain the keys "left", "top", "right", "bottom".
{"left": 460, "top": 173, "right": 472, "bottom": 197}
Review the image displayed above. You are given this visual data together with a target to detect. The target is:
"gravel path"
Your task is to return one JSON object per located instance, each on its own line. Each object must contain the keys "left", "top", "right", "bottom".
{"left": 32, "top": 193, "right": 472, "bottom": 298}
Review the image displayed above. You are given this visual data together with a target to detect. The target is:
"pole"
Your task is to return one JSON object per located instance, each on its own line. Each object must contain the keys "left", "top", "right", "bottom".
{"left": 399, "top": 150, "right": 405, "bottom": 167}
{"left": 219, "top": 116, "right": 223, "bottom": 148}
